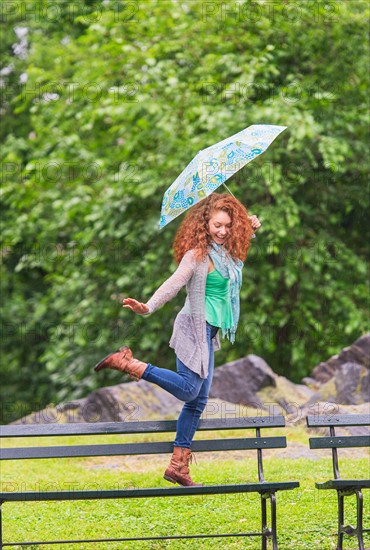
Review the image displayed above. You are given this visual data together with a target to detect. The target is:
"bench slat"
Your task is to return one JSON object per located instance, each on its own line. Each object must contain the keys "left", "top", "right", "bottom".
{"left": 0, "top": 437, "right": 287, "bottom": 460}
{"left": 0, "top": 416, "right": 286, "bottom": 438}
{"left": 309, "top": 435, "right": 370, "bottom": 449}
{"left": 315, "top": 480, "right": 370, "bottom": 490}
{"left": 0, "top": 481, "right": 299, "bottom": 502}
{"left": 306, "top": 414, "right": 370, "bottom": 427}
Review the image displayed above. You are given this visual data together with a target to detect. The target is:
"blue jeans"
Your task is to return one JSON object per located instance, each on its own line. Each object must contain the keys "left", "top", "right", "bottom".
{"left": 142, "top": 322, "right": 218, "bottom": 448}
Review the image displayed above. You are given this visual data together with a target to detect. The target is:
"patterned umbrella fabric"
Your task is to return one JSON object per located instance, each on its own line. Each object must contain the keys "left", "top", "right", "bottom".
{"left": 159, "top": 124, "right": 287, "bottom": 229}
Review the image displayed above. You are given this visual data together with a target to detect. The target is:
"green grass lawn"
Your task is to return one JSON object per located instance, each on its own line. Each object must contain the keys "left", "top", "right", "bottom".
{"left": 1, "top": 425, "right": 369, "bottom": 549}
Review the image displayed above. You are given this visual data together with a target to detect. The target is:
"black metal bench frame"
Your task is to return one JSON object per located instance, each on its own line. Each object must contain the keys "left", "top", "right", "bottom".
{"left": 0, "top": 416, "right": 299, "bottom": 549}
{"left": 307, "top": 413, "right": 370, "bottom": 550}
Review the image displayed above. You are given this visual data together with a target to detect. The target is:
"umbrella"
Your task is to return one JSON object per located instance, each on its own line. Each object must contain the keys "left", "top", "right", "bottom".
{"left": 159, "top": 124, "right": 287, "bottom": 229}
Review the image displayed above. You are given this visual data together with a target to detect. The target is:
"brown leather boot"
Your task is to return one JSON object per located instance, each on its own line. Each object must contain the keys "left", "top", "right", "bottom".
{"left": 163, "top": 447, "right": 202, "bottom": 487}
{"left": 94, "top": 346, "right": 147, "bottom": 381}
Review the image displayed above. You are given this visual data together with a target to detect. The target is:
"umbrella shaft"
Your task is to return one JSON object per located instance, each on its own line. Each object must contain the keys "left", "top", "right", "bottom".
{"left": 222, "top": 182, "right": 236, "bottom": 198}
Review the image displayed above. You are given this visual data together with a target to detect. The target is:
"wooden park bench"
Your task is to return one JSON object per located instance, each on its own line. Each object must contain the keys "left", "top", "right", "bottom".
{"left": 306, "top": 413, "right": 370, "bottom": 550}
{"left": 0, "top": 415, "right": 299, "bottom": 549}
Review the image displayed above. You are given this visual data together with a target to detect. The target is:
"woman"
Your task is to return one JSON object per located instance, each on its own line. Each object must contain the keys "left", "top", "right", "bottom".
{"left": 94, "top": 193, "right": 261, "bottom": 486}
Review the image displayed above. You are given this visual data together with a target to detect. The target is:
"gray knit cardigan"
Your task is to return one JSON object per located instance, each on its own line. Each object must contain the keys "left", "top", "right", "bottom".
{"left": 143, "top": 249, "right": 221, "bottom": 379}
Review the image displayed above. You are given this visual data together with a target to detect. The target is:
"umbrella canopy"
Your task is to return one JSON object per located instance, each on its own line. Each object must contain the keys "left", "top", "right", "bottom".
{"left": 159, "top": 124, "right": 287, "bottom": 229}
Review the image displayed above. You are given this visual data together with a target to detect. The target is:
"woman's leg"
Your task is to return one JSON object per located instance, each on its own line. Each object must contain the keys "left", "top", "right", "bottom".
{"left": 163, "top": 323, "right": 218, "bottom": 486}
{"left": 174, "top": 323, "right": 218, "bottom": 448}
{"left": 142, "top": 357, "right": 204, "bottom": 402}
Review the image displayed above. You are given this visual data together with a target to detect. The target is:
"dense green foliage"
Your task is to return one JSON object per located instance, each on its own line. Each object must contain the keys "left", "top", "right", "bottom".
{"left": 1, "top": 0, "right": 369, "bottom": 422}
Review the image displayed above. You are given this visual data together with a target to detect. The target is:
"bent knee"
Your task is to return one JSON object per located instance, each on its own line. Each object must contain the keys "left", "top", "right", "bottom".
{"left": 181, "top": 386, "right": 200, "bottom": 402}
{"left": 184, "top": 397, "right": 208, "bottom": 413}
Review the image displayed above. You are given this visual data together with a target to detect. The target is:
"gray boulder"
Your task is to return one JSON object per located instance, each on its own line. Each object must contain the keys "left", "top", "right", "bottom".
{"left": 209, "top": 354, "right": 276, "bottom": 408}
{"left": 12, "top": 380, "right": 239, "bottom": 425}
{"left": 305, "top": 362, "right": 370, "bottom": 407}
{"left": 209, "top": 354, "right": 316, "bottom": 412}
{"left": 12, "top": 380, "right": 185, "bottom": 424}
{"left": 311, "top": 333, "right": 369, "bottom": 384}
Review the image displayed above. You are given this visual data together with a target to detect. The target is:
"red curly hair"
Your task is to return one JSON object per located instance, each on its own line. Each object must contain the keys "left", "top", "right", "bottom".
{"left": 173, "top": 193, "right": 254, "bottom": 264}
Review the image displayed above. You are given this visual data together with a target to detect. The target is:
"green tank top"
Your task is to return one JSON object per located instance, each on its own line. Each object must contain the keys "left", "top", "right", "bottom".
{"left": 205, "top": 269, "right": 234, "bottom": 330}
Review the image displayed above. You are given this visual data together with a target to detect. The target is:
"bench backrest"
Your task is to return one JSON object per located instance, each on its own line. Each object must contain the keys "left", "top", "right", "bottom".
{"left": 306, "top": 414, "right": 370, "bottom": 479}
{"left": 1, "top": 416, "right": 287, "bottom": 483}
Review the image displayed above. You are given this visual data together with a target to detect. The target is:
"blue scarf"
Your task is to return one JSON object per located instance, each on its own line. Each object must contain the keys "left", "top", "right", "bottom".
{"left": 207, "top": 241, "right": 244, "bottom": 343}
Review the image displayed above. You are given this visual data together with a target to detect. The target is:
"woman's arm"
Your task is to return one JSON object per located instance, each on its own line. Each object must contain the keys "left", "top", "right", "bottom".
{"left": 122, "top": 249, "right": 197, "bottom": 315}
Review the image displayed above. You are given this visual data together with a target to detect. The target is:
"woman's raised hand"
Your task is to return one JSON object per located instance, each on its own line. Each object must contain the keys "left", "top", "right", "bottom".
{"left": 122, "top": 298, "right": 150, "bottom": 315}
{"left": 248, "top": 215, "right": 261, "bottom": 231}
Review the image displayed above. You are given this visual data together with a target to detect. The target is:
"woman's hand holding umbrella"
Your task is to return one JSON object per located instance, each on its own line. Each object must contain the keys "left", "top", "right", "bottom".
{"left": 248, "top": 215, "right": 261, "bottom": 238}
{"left": 122, "top": 298, "right": 149, "bottom": 315}
{"left": 249, "top": 215, "right": 261, "bottom": 231}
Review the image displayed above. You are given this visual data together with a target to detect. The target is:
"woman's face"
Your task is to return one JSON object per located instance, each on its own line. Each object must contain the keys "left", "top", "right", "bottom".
{"left": 208, "top": 209, "right": 232, "bottom": 245}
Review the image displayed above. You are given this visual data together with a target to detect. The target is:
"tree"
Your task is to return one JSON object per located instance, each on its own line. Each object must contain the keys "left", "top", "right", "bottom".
{"left": 1, "top": 0, "right": 368, "bottom": 422}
